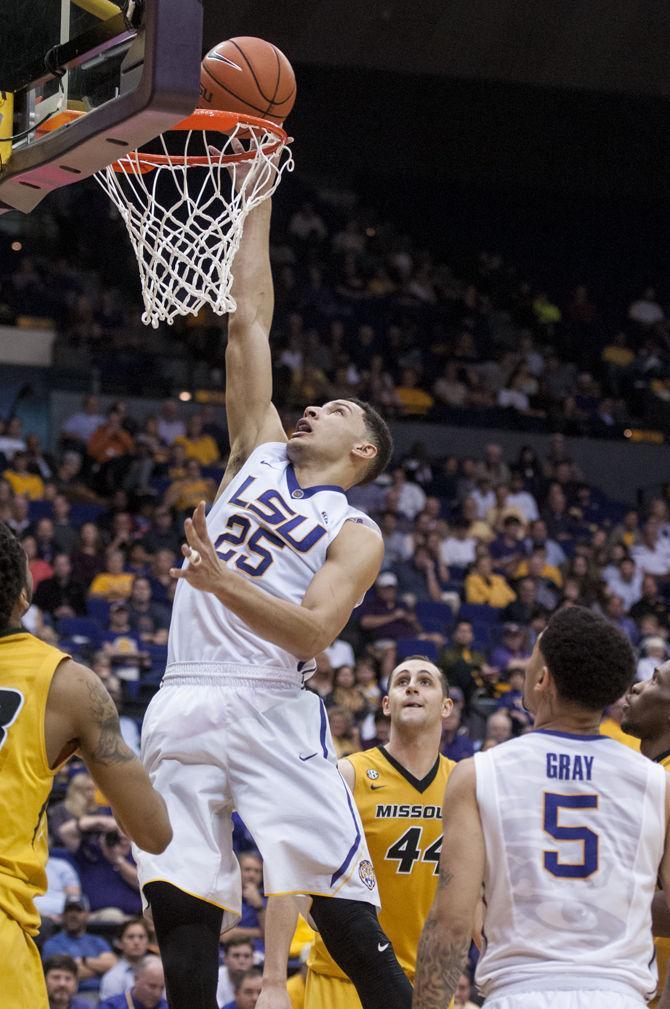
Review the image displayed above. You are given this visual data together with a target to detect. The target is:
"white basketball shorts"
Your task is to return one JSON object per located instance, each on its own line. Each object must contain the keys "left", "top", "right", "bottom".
{"left": 134, "top": 669, "right": 380, "bottom": 930}
{"left": 484, "top": 990, "right": 646, "bottom": 1009}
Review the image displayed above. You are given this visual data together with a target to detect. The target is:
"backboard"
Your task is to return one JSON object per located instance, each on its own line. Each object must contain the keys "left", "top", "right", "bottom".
{"left": 0, "top": 0, "right": 203, "bottom": 215}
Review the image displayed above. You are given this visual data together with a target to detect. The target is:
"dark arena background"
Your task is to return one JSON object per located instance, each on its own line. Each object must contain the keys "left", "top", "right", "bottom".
{"left": 2, "top": 2, "right": 670, "bottom": 1005}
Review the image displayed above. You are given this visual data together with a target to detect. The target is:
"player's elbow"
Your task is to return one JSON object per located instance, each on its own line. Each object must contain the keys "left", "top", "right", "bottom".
{"left": 137, "top": 820, "right": 173, "bottom": 855}
{"left": 293, "top": 617, "right": 333, "bottom": 661}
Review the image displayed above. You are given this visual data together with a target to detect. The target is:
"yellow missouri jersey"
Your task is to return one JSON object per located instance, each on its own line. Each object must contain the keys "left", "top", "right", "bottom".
{"left": 309, "top": 745, "right": 455, "bottom": 980}
{"left": 651, "top": 751, "right": 670, "bottom": 1008}
{"left": 0, "top": 628, "right": 68, "bottom": 934}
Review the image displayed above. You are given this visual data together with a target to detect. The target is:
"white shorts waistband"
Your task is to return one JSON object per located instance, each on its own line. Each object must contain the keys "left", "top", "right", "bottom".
{"left": 485, "top": 977, "right": 644, "bottom": 1000}
{"left": 163, "top": 661, "right": 304, "bottom": 688}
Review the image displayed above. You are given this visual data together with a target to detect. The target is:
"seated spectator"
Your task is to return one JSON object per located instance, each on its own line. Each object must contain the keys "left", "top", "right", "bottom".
{"left": 157, "top": 400, "right": 186, "bottom": 445}
{"left": 495, "top": 666, "right": 532, "bottom": 733}
{"left": 483, "top": 709, "right": 514, "bottom": 747}
{"left": 461, "top": 496, "right": 494, "bottom": 543}
{"left": 632, "top": 519, "right": 670, "bottom": 579}
{"left": 471, "top": 476, "right": 495, "bottom": 520}
{"left": 221, "top": 967, "right": 263, "bottom": 1009}
{"left": 490, "top": 624, "right": 531, "bottom": 670}
{"left": 99, "top": 918, "right": 150, "bottom": 1001}
{"left": 441, "top": 701, "right": 475, "bottom": 762}
{"left": 476, "top": 443, "right": 511, "bottom": 486}
{"left": 217, "top": 938, "right": 255, "bottom": 1008}
{"left": 87, "top": 408, "right": 135, "bottom": 494}
{"left": 48, "top": 772, "right": 115, "bottom": 854}
{"left": 515, "top": 545, "right": 563, "bottom": 589}
{"left": 440, "top": 516, "right": 477, "bottom": 569}
{"left": 380, "top": 510, "right": 412, "bottom": 569}
{"left": 542, "top": 483, "right": 580, "bottom": 542}
{"left": 636, "top": 636, "right": 668, "bottom": 682}
{"left": 506, "top": 469, "right": 539, "bottom": 522}
{"left": 433, "top": 361, "right": 469, "bottom": 409}
{"left": 51, "top": 493, "right": 78, "bottom": 554}
{"left": 394, "top": 544, "right": 444, "bottom": 603}
{"left": 564, "top": 554, "right": 601, "bottom": 606}
{"left": 147, "top": 549, "right": 177, "bottom": 605}
{"left": 465, "top": 553, "right": 516, "bottom": 608}
{"left": 36, "top": 856, "right": 82, "bottom": 939}
{"left": 359, "top": 572, "right": 424, "bottom": 677}
{"left": 395, "top": 367, "right": 434, "bottom": 417}
{"left": 34, "top": 553, "right": 87, "bottom": 618}
{"left": 140, "top": 506, "right": 181, "bottom": 556}
{"left": 42, "top": 897, "right": 117, "bottom": 997}
{"left": 630, "top": 574, "right": 669, "bottom": 628}
{"left": 485, "top": 484, "right": 526, "bottom": 533}
{"left": 61, "top": 394, "right": 106, "bottom": 450}
{"left": 385, "top": 467, "right": 427, "bottom": 521}
{"left": 354, "top": 658, "right": 382, "bottom": 715}
{"left": 26, "top": 431, "right": 55, "bottom": 481}
{"left": 602, "top": 593, "right": 638, "bottom": 644}
{"left": 503, "top": 577, "right": 539, "bottom": 625}
{"left": 98, "top": 956, "right": 167, "bottom": 1009}
{"left": 328, "top": 705, "right": 360, "bottom": 758}
{"left": 72, "top": 829, "right": 142, "bottom": 921}
{"left": 3, "top": 450, "right": 45, "bottom": 499}
{"left": 222, "top": 852, "right": 266, "bottom": 948}
{"left": 105, "top": 675, "right": 141, "bottom": 753}
{"left": 89, "top": 548, "right": 134, "bottom": 602}
{"left": 441, "top": 620, "right": 485, "bottom": 681}
{"left": 174, "top": 412, "right": 220, "bottom": 465}
{"left": 43, "top": 954, "right": 91, "bottom": 1009}
{"left": 127, "top": 576, "right": 170, "bottom": 645}
{"left": 628, "top": 286, "right": 665, "bottom": 328}
{"left": 70, "top": 522, "right": 103, "bottom": 588}
{"left": 325, "top": 664, "right": 369, "bottom": 723}
{"left": 164, "top": 458, "right": 217, "bottom": 513}
{"left": 602, "top": 555, "right": 642, "bottom": 612}
{"left": 488, "top": 516, "right": 526, "bottom": 576}
{"left": 0, "top": 415, "right": 27, "bottom": 457}
{"left": 102, "top": 603, "right": 145, "bottom": 677}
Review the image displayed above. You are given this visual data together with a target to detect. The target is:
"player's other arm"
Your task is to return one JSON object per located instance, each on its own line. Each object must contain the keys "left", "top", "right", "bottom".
{"left": 414, "top": 759, "right": 484, "bottom": 1009}
{"left": 47, "top": 661, "right": 172, "bottom": 854}
{"left": 175, "top": 506, "right": 384, "bottom": 659}
{"left": 220, "top": 199, "right": 286, "bottom": 496}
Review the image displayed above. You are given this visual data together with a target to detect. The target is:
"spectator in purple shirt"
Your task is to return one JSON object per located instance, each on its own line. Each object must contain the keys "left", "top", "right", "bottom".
{"left": 221, "top": 968, "right": 263, "bottom": 1009}
{"left": 359, "top": 572, "right": 424, "bottom": 678}
{"left": 489, "top": 624, "right": 532, "bottom": 671}
{"left": 440, "top": 702, "right": 475, "bottom": 762}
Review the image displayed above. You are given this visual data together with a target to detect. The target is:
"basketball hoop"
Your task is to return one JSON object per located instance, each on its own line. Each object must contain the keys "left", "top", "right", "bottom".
{"left": 95, "top": 109, "right": 294, "bottom": 327}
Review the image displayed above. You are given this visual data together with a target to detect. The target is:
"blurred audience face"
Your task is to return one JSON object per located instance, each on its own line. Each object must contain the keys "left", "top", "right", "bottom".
{"left": 119, "top": 920, "right": 149, "bottom": 961}
{"left": 79, "top": 522, "right": 100, "bottom": 549}
{"left": 486, "top": 711, "right": 513, "bottom": 743}
{"left": 53, "top": 554, "right": 72, "bottom": 580}
{"left": 224, "top": 941, "right": 254, "bottom": 981}
{"left": 236, "top": 973, "right": 263, "bottom": 1009}
{"left": 334, "top": 665, "right": 356, "bottom": 689}
{"left": 131, "top": 577, "right": 153, "bottom": 606}
{"left": 105, "top": 549, "right": 125, "bottom": 575}
{"left": 328, "top": 706, "right": 352, "bottom": 737}
{"left": 641, "top": 575, "right": 659, "bottom": 598}
{"left": 45, "top": 964, "right": 78, "bottom": 1005}
{"left": 453, "top": 621, "right": 474, "bottom": 648}
{"left": 133, "top": 958, "right": 165, "bottom": 1008}
{"left": 240, "top": 852, "right": 262, "bottom": 888}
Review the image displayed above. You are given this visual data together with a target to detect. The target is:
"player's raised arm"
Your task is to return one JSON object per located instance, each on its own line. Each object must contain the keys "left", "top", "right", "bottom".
{"left": 221, "top": 195, "right": 286, "bottom": 492}
{"left": 414, "top": 759, "right": 484, "bottom": 1009}
{"left": 46, "top": 660, "right": 172, "bottom": 854}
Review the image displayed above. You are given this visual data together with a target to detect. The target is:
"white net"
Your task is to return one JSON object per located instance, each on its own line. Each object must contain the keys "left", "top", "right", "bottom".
{"left": 95, "top": 116, "right": 294, "bottom": 328}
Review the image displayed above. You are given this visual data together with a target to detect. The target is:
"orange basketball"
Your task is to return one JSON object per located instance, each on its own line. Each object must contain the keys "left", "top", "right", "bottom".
{"left": 199, "top": 37, "right": 296, "bottom": 126}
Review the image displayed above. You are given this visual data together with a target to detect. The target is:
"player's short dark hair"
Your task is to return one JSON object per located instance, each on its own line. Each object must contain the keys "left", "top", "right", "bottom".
{"left": 347, "top": 398, "right": 393, "bottom": 484}
{"left": 539, "top": 606, "right": 635, "bottom": 711}
{"left": 44, "top": 954, "right": 78, "bottom": 978}
{"left": 0, "top": 523, "right": 27, "bottom": 631}
{"left": 388, "top": 655, "right": 449, "bottom": 696}
{"left": 234, "top": 967, "right": 263, "bottom": 992}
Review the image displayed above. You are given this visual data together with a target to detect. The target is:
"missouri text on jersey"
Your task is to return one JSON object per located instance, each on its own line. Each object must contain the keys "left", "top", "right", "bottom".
{"left": 546, "top": 752, "right": 594, "bottom": 780}
{"left": 376, "top": 804, "right": 442, "bottom": 819}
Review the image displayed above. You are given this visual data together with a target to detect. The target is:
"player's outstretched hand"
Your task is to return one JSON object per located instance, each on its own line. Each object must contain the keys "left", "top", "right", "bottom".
{"left": 170, "top": 501, "right": 229, "bottom": 595}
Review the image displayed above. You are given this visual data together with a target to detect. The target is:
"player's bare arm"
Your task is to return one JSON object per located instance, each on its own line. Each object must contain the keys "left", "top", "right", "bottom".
{"left": 45, "top": 660, "right": 172, "bottom": 854}
{"left": 173, "top": 502, "right": 383, "bottom": 658}
{"left": 414, "top": 760, "right": 484, "bottom": 1009}
{"left": 219, "top": 196, "right": 286, "bottom": 498}
{"left": 338, "top": 757, "right": 356, "bottom": 791}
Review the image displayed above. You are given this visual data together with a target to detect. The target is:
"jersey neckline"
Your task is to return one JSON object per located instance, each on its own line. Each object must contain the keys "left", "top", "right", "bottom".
{"left": 285, "top": 464, "right": 345, "bottom": 499}
{"left": 653, "top": 747, "right": 670, "bottom": 765}
{"left": 377, "top": 745, "right": 441, "bottom": 794}
{"left": 0, "top": 625, "right": 24, "bottom": 639}
{"left": 534, "top": 728, "right": 608, "bottom": 741}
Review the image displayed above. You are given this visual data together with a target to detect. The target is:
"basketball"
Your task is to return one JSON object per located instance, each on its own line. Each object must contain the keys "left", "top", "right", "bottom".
{"left": 199, "top": 37, "right": 296, "bottom": 126}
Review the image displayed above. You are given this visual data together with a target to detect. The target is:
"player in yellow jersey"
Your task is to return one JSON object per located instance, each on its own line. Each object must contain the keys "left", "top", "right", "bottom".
{"left": 303, "top": 655, "right": 456, "bottom": 1009}
{"left": 0, "top": 523, "right": 172, "bottom": 1009}
{"left": 621, "top": 659, "right": 670, "bottom": 1008}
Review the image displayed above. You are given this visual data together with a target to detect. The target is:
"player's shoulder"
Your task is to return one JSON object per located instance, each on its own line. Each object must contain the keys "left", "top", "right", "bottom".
{"left": 439, "top": 753, "right": 457, "bottom": 780}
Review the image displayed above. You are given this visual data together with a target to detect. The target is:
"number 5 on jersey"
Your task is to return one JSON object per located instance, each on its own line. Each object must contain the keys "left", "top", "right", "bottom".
{"left": 543, "top": 792, "right": 599, "bottom": 879}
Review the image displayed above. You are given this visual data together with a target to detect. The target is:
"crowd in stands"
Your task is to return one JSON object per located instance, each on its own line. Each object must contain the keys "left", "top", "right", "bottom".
{"left": 3, "top": 180, "right": 670, "bottom": 433}
{"left": 1, "top": 384, "right": 666, "bottom": 1004}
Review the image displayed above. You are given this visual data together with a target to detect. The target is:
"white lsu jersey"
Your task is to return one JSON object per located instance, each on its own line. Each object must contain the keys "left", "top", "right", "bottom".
{"left": 167, "top": 441, "right": 379, "bottom": 679}
{"left": 474, "top": 730, "right": 668, "bottom": 1002}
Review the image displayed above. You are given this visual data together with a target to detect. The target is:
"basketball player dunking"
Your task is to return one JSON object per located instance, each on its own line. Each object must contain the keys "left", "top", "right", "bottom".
{"left": 135, "top": 191, "right": 413, "bottom": 1009}
{"left": 304, "top": 655, "right": 456, "bottom": 1009}
{"left": 414, "top": 606, "right": 670, "bottom": 1009}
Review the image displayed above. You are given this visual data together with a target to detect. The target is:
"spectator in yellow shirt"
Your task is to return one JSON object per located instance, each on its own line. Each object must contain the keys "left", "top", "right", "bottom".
{"left": 3, "top": 451, "right": 45, "bottom": 500}
{"left": 395, "top": 367, "right": 434, "bottom": 417}
{"left": 174, "top": 414, "right": 220, "bottom": 466}
{"left": 465, "top": 553, "right": 516, "bottom": 608}
{"left": 164, "top": 459, "right": 218, "bottom": 514}
{"left": 88, "top": 547, "right": 134, "bottom": 601}
{"left": 514, "top": 546, "right": 563, "bottom": 588}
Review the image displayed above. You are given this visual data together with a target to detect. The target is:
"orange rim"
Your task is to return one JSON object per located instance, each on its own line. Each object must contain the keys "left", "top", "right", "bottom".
{"left": 110, "top": 109, "right": 289, "bottom": 174}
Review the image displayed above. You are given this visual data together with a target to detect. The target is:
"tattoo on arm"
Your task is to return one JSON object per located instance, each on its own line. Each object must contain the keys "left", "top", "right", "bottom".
{"left": 84, "top": 678, "right": 134, "bottom": 765}
{"left": 414, "top": 863, "right": 469, "bottom": 1009}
